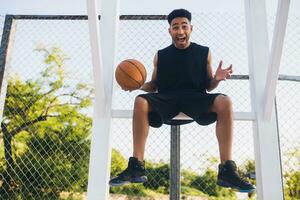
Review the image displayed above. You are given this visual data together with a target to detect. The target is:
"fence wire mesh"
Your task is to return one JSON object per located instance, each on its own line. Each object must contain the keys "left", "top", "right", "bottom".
{"left": 0, "top": 10, "right": 299, "bottom": 200}
{"left": 276, "top": 82, "right": 300, "bottom": 200}
{"left": 266, "top": 9, "right": 300, "bottom": 199}
{"left": 0, "top": 16, "right": 93, "bottom": 200}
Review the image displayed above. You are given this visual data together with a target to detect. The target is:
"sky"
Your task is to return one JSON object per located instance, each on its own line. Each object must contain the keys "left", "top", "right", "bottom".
{"left": 1, "top": 0, "right": 300, "bottom": 15}
{"left": 0, "top": 0, "right": 286, "bottom": 15}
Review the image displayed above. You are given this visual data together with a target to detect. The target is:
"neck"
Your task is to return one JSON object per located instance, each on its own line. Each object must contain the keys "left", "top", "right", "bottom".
{"left": 174, "top": 41, "right": 191, "bottom": 49}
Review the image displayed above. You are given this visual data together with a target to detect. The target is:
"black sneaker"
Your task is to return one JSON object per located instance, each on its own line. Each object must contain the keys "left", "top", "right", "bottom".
{"left": 217, "top": 160, "right": 256, "bottom": 193}
{"left": 109, "top": 157, "right": 148, "bottom": 186}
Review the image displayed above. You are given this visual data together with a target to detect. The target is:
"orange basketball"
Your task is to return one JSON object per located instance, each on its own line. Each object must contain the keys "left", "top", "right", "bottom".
{"left": 115, "top": 59, "right": 147, "bottom": 91}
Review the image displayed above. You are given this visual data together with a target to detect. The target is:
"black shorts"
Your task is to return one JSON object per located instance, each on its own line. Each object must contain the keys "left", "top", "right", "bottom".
{"left": 138, "top": 91, "right": 223, "bottom": 128}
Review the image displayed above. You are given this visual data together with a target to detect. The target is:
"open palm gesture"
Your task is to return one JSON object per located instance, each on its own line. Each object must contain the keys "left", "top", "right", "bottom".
{"left": 214, "top": 60, "right": 233, "bottom": 81}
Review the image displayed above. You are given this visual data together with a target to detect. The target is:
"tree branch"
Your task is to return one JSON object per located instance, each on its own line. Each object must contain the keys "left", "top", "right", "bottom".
{"left": 10, "top": 115, "right": 58, "bottom": 137}
{"left": 26, "top": 88, "right": 57, "bottom": 109}
{"left": 45, "top": 103, "right": 81, "bottom": 112}
{"left": 41, "top": 93, "right": 76, "bottom": 116}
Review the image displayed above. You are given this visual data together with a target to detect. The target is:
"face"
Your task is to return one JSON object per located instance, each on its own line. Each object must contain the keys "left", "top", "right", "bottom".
{"left": 168, "top": 17, "right": 193, "bottom": 49}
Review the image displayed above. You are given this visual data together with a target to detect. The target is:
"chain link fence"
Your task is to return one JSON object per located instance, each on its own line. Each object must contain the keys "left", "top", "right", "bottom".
{"left": 0, "top": 11, "right": 299, "bottom": 200}
{"left": 267, "top": 10, "right": 300, "bottom": 199}
{"left": 0, "top": 15, "right": 93, "bottom": 200}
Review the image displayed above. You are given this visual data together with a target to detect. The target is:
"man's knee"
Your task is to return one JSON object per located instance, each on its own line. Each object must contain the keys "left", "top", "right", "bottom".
{"left": 212, "top": 95, "right": 232, "bottom": 114}
{"left": 134, "top": 96, "right": 151, "bottom": 112}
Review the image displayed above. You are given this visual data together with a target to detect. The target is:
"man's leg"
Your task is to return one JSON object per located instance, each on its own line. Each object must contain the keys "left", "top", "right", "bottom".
{"left": 210, "top": 95, "right": 233, "bottom": 163}
{"left": 133, "top": 96, "right": 151, "bottom": 161}
{"left": 210, "top": 95, "right": 255, "bottom": 192}
{"left": 109, "top": 96, "right": 150, "bottom": 186}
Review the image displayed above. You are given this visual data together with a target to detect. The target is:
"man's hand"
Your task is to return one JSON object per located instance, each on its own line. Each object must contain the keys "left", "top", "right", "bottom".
{"left": 214, "top": 60, "right": 233, "bottom": 81}
{"left": 140, "top": 81, "right": 157, "bottom": 93}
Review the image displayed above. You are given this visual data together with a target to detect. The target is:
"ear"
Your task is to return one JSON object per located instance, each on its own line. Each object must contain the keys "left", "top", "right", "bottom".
{"left": 168, "top": 27, "right": 171, "bottom": 35}
{"left": 190, "top": 25, "right": 193, "bottom": 32}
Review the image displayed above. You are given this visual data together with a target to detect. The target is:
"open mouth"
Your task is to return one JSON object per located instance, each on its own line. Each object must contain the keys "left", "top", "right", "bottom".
{"left": 177, "top": 37, "right": 186, "bottom": 42}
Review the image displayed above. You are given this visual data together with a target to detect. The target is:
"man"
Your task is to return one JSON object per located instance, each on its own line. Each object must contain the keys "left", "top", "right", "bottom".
{"left": 109, "top": 8, "right": 255, "bottom": 193}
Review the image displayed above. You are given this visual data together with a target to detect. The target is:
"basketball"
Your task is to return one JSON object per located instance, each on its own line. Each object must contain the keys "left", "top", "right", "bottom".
{"left": 115, "top": 59, "right": 147, "bottom": 91}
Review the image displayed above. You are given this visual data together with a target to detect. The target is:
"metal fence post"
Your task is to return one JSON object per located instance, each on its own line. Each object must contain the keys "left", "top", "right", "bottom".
{"left": 170, "top": 124, "right": 180, "bottom": 200}
{"left": 0, "top": 15, "right": 15, "bottom": 121}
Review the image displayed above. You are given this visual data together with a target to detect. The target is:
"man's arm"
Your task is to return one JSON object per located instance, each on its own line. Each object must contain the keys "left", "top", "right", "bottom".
{"left": 140, "top": 53, "right": 158, "bottom": 92}
{"left": 206, "top": 51, "right": 220, "bottom": 92}
{"left": 206, "top": 51, "right": 233, "bottom": 92}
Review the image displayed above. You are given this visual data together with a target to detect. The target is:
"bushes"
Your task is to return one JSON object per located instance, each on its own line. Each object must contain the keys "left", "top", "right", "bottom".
{"left": 0, "top": 128, "right": 91, "bottom": 199}
{"left": 284, "top": 170, "right": 300, "bottom": 199}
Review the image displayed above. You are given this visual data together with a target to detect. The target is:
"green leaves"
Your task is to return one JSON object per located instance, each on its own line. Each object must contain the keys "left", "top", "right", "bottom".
{"left": 0, "top": 45, "right": 93, "bottom": 198}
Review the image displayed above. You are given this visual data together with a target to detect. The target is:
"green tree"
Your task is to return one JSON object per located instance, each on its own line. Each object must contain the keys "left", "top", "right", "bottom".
{"left": 144, "top": 162, "right": 169, "bottom": 193}
{"left": 284, "top": 148, "right": 300, "bottom": 200}
{"left": 0, "top": 46, "right": 93, "bottom": 198}
{"left": 285, "top": 170, "right": 300, "bottom": 199}
{"left": 110, "top": 149, "right": 127, "bottom": 177}
{"left": 190, "top": 168, "right": 236, "bottom": 198}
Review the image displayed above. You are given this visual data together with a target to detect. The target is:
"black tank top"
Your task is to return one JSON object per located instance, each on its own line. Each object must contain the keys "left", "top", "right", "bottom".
{"left": 156, "top": 42, "right": 210, "bottom": 93}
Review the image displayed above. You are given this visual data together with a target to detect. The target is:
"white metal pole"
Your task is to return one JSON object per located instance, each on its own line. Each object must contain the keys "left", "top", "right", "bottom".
{"left": 86, "top": 0, "right": 120, "bottom": 199}
{"left": 244, "top": 0, "right": 284, "bottom": 199}
{"left": 263, "top": 0, "right": 290, "bottom": 121}
{"left": 0, "top": 16, "right": 16, "bottom": 121}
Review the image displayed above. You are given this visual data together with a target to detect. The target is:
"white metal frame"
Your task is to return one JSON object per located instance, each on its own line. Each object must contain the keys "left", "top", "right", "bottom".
{"left": 263, "top": 0, "right": 290, "bottom": 121}
{"left": 86, "top": 0, "right": 120, "bottom": 199}
{"left": 244, "top": 0, "right": 284, "bottom": 199}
